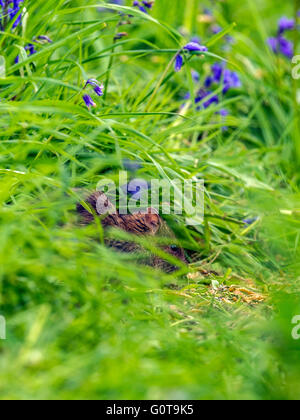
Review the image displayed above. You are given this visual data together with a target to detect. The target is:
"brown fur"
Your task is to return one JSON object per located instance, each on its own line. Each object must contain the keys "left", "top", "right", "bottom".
{"left": 77, "top": 191, "right": 187, "bottom": 272}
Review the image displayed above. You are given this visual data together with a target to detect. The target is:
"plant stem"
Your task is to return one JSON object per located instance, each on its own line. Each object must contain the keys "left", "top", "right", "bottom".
{"left": 145, "top": 52, "right": 178, "bottom": 113}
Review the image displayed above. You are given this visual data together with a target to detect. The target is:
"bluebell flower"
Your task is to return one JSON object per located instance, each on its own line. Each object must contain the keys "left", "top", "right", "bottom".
{"left": 0, "top": 0, "right": 23, "bottom": 30}
{"left": 218, "top": 109, "right": 229, "bottom": 117}
{"left": 223, "top": 69, "right": 241, "bottom": 94}
{"left": 267, "top": 15, "right": 297, "bottom": 58}
{"left": 85, "top": 79, "right": 104, "bottom": 97}
{"left": 25, "top": 44, "right": 37, "bottom": 56}
{"left": 133, "top": 0, "right": 152, "bottom": 13}
{"left": 182, "top": 61, "right": 241, "bottom": 127}
{"left": 15, "top": 43, "right": 37, "bottom": 64}
{"left": 211, "top": 24, "right": 222, "bottom": 35}
{"left": 142, "top": 0, "right": 154, "bottom": 9}
{"left": 211, "top": 62, "right": 224, "bottom": 83}
{"left": 174, "top": 54, "right": 183, "bottom": 72}
{"left": 82, "top": 79, "right": 104, "bottom": 109}
{"left": 174, "top": 42, "right": 208, "bottom": 73}
{"left": 83, "top": 94, "right": 96, "bottom": 109}
{"left": 278, "top": 37, "right": 294, "bottom": 59}
{"left": 191, "top": 70, "right": 200, "bottom": 83}
{"left": 195, "top": 88, "right": 219, "bottom": 110}
{"left": 37, "top": 35, "right": 53, "bottom": 44}
{"left": 205, "top": 63, "right": 241, "bottom": 94}
{"left": 114, "top": 31, "right": 128, "bottom": 41}
{"left": 267, "top": 35, "right": 294, "bottom": 59}
{"left": 216, "top": 109, "right": 229, "bottom": 131}
{"left": 278, "top": 17, "right": 295, "bottom": 34}
{"left": 267, "top": 37, "right": 279, "bottom": 53}
{"left": 184, "top": 42, "right": 208, "bottom": 52}
{"left": 94, "top": 84, "right": 104, "bottom": 97}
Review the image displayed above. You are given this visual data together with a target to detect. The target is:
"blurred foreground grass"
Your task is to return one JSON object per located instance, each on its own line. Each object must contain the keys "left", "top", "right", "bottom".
{"left": 0, "top": 0, "right": 300, "bottom": 399}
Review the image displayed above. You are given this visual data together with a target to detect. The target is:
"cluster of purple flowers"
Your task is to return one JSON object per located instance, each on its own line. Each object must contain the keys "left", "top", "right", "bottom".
{"left": 133, "top": 0, "right": 154, "bottom": 14}
{"left": 204, "top": 62, "right": 241, "bottom": 94}
{"left": 267, "top": 16, "right": 297, "bottom": 59}
{"left": 0, "top": 0, "right": 23, "bottom": 31}
{"left": 83, "top": 79, "right": 104, "bottom": 109}
{"left": 191, "top": 62, "right": 240, "bottom": 113}
{"left": 175, "top": 42, "right": 208, "bottom": 73}
{"left": 183, "top": 62, "right": 241, "bottom": 130}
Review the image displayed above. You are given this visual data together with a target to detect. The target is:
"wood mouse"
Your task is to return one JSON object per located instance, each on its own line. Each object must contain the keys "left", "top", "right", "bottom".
{"left": 76, "top": 191, "right": 187, "bottom": 273}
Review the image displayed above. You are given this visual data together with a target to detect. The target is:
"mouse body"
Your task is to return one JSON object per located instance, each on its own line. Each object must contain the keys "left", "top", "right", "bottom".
{"left": 77, "top": 191, "right": 187, "bottom": 272}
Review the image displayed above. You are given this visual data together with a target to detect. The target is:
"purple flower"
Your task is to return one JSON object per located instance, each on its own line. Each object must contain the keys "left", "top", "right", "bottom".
{"left": 211, "top": 25, "right": 222, "bottom": 35}
{"left": 278, "top": 17, "right": 295, "bottom": 34}
{"left": 183, "top": 92, "right": 191, "bottom": 100}
{"left": 82, "top": 79, "right": 104, "bottom": 108}
{"left": 14, "top": 42, "right": 37, "bottom": 64}
{"left": 174, "top": 54, "right": 183, "bottom": 72}
{"left": 133, "top": 0, "right": 148, "bottom": 13}
{"left": 142, "top": 0, "right": 154, "bottom": 9}
{"left": 114, "top": 31, "right": 128, "bottom": 40}
{"left": 184, "top": 42, "right": 208, "bottom": 52}
{"left": 223, "top": 69, "right": 241, "bottom": 94}
{"left": 211, "top": 62, "right": 224, "bottom": 83}
{"left": 0, "top": 0, "right": 23, "bottom": 30}
{"left": 191, "top": 70, "right": 200, "bottom": 83}
{"left": 267, "top": 15, "right": 296, "bottom": 59}
{"left": 94, "top": 85, "right": 104, "bottom": 97}
{"left": 268, "top": 35, "right": 294, "bottom": 58}
{"left": 205, "top": 63, "right": 241, "bottom": 94}
{"left": 37, "top": 35, "right": 53, "bottom": 43}
{"left": 267, "top": 37, "right": 279, "bottom": 53}
{"left": 85, "top": 79, "right": 104, "bottom": 96}
{"left": 25, "top": 44, "right": 37, "bottom": 56}
{"left": 278, "top": 36, "right": 294, "bottom": 58}
{"left": 175, "top": 43, "right": 208, "bottom": 73}
{"left": 83, "top": 94, "right": 96, "bottom": 109}
{"left": 216, "top": 109, "right": 229, "bottom": 131}
{"left": 195, "top": 89, "right": 219, "bottom": 110}
{"left": 218, "top": 109, "right": 229, "bottom": 117}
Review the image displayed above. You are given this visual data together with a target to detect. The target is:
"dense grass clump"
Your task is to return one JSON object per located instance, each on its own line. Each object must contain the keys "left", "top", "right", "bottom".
{"left": 0, "top": 0, "right": 300, "bottom": 400}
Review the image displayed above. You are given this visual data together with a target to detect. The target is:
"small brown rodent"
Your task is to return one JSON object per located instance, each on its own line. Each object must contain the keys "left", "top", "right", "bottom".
{"left": 77, "top": 191, "right": 187, "bottom": 273}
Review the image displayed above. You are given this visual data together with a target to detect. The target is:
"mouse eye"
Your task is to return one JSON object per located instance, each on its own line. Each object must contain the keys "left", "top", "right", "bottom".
{"left": 170, "top": 245, "right": 179, "bottom": 251}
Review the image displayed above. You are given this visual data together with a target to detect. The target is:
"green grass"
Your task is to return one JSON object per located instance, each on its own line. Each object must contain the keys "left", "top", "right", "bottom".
{"left": 0, "top": 0, "right": 300, "bottom": 400}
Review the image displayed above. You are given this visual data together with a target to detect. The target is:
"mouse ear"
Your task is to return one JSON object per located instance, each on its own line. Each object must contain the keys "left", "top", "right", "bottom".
{"left": 94, "top": 192, "right": 117, "bottom": 216}
{"left": 77, "top": 191, "right": 117, "bottom": 224}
